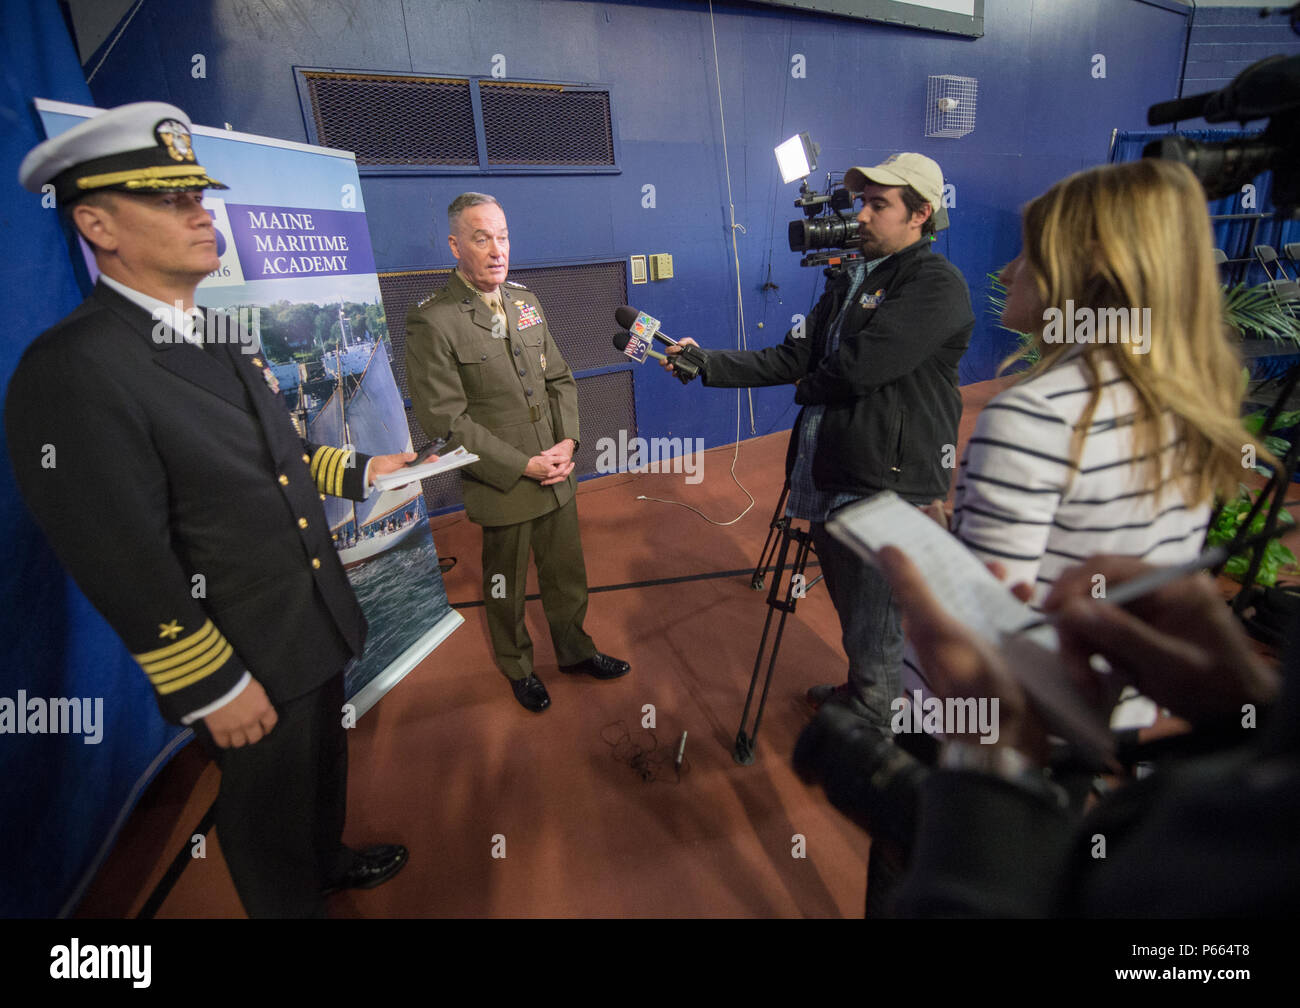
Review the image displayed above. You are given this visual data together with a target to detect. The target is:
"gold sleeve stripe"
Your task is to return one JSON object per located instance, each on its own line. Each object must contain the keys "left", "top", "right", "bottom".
{"left": 309, "top": 450, "right": 338, "bottom": 496}
{"left": 136, "top": 619, "right": 221, "bottom": 667}
{"left": 309, "top": 446, "right": 327, "bottom": 484}
{"left": 154, "top": 641, "right": 234, "bottom": 695}
{"left": 311, "top": 445, "right": 352, "bottom": 497}
{"left": 134, "top": 620, "right": 235, "bottom": 693}
{"left": 148, "top": 632, "right": 229, "bottom": 685}
{"left": 324, "top": 448, "right": 344, "bottom": 497}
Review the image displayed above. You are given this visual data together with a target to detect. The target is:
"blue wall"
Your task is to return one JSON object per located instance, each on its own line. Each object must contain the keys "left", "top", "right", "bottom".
{"left": 1185, "top": 2, "right": 1300, "bottom": 97}
{"left": 81, "top": 0, "right": 1191, "bottom": 454}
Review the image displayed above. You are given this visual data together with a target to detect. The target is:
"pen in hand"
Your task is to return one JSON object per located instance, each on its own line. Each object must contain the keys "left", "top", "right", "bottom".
{"left": 1014, "top": 522, "right": 1297, "bottom": 634}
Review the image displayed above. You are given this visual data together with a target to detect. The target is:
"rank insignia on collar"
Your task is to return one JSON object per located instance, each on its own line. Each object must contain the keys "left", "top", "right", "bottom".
{"left": 251, "top": 357, "right": 263, "bottom": 367}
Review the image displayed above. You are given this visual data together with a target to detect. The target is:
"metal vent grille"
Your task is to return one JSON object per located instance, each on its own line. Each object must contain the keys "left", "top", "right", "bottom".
{"left": 572, "top": 370, "right": 636, "bottom": 479}
{"left": 507, "top": 262, "right": 627, "bottom": 371}
{"left": 380, "top": 261, "right": 633, "bottom": 514}
{"left": 302, "top": 72, "right": 477, "bottom": 166}
{"left": 480, "top": 83, "right": 614, "bottom": 166}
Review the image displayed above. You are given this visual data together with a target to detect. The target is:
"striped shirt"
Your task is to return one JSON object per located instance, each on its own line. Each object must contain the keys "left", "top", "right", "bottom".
{"left": 950, "top": 355, "right": 1209, "bottom": 608}
{"left": 902, "top": 355, "right": 1209, "bottom": 705}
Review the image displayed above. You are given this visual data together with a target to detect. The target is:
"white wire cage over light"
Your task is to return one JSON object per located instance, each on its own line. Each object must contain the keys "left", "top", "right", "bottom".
{"left": 925, "top": 75, "right": 978, "bottom": 139}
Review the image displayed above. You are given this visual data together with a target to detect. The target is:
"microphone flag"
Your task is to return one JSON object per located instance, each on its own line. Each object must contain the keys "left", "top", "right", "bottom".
{"left": 631, "top": 311, "right": 661, "bottom": 341}
{"left": 620, "top": 333, "right": 651, "bottom": 363}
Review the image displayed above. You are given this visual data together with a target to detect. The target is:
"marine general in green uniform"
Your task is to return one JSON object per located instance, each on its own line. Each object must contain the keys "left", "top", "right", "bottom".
{"left": 404, "top": 193, "right": 630, "bottom": 712}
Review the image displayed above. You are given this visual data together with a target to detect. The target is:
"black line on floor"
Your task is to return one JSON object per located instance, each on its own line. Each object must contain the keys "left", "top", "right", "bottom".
{"left": 448, "top": 561, "right": 823, "bottom": 610}
{"left": 137, "top": 801, "right": 216, "bottom": 919}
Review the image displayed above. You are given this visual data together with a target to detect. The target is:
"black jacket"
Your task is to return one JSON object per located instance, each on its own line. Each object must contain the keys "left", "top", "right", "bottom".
{"left": 700, "top": 239, "right": 973, "bottom": 502}
{"left": 5, "top": 282, "right": 371, "bottom": 723}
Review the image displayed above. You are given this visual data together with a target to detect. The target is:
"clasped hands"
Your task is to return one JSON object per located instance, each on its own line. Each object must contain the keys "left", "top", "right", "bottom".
{"left": 525, "top": 438, "right": 575, "bottom": 486}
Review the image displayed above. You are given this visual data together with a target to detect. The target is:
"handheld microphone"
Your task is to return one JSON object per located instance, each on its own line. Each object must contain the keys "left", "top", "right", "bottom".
{"left": 611, "top": 331, "right": 697, "bottom": 384}
{"left": 613, "top": 305, "right": 709, "bottom": 378}
{"left": 615, "top": 305, "right": 680, "bottom": 346}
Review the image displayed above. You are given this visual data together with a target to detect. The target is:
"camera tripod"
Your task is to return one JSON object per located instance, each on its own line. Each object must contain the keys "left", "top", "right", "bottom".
{"left": 733, "top": 479, "right": 823, "bottom": 765}
{"left": 1230, "top": 355, "right": 1300, "bottom": 613}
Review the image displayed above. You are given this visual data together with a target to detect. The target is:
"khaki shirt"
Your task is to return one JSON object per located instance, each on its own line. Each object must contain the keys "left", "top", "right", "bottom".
{"left": 405, "top": 270, "right": 580, "bottom": 526}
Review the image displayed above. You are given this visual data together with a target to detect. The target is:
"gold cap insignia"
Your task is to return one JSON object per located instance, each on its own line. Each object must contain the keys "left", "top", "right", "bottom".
{"left": 154, "top": 119, "right": 196, "bottom": 163}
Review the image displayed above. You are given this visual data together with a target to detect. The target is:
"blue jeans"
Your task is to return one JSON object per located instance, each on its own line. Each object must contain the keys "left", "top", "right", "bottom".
{"left": 810, "top": 521, "right": 903, "bottom": 730}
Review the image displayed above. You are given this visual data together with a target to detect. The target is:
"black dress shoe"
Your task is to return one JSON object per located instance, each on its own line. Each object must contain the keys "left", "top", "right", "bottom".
{"left": 510, "top": 674, "right": 551, "bottom": 712}
{"left": 322, "top": 843, "right": 408, "bottom": 895}
{"left": 560, "top": 652, "right": 631, "bottom": 680}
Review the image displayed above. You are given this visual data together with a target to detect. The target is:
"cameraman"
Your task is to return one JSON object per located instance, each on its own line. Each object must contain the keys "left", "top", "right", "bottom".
{"left": 666, "top": 153, "right": 973, "bottom": 733}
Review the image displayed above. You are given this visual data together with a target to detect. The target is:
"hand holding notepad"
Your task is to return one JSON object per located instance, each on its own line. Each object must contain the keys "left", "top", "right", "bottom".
{"left": 826, "top": 491, "right": 1115, "bottom": 762}
{"left": 371, "top": 445, "right": 480, "bottom": 492}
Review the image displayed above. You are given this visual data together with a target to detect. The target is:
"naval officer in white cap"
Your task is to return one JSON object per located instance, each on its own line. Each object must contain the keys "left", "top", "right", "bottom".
{"left": 8, "top": 102, "right": 413, "bottom": 916}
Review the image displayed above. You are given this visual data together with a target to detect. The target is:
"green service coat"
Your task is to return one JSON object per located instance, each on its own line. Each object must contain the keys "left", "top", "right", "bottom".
{"left": 404, "top": 271, "right": 580, "bottom": 527}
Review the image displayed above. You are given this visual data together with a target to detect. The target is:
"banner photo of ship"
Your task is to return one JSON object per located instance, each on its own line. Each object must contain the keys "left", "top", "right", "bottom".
{"left": 254, "top": 296, "right": 455, "bottom": 708}
{"left": 286, "top": 309, "right": 426, "bottom": 570}
{"left": 28, "top": 99, "right": 462, "bottom": 917}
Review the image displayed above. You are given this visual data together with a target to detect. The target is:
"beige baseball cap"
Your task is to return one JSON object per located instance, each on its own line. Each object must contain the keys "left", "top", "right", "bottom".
{"left": 844, "top": 153, "right": 944, "bottom": 215}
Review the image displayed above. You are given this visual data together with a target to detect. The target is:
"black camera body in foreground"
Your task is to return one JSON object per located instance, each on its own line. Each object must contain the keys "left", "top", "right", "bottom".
{"left": 1146, "top": 54, "right": 1300, "bottom": 218}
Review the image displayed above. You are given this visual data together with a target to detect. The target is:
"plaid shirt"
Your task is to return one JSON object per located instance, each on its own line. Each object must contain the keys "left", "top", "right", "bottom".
{"left": 785, "top": 256, "right": 886, "bottom": 522}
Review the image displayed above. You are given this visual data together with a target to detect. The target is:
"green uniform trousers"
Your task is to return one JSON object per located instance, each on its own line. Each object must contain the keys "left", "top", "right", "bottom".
{"left": 480, "top": 496, "right": 596, "bottom": 680}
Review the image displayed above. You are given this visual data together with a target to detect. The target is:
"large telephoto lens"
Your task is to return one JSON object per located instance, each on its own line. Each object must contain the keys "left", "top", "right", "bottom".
{"left": 788, "top": 214, "right": 860, "bottom": 253}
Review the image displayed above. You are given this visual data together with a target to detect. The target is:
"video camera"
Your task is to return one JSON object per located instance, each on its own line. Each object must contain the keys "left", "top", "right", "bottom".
{"left": 786, "top": 177, "right": 864, "bottom": 269}
{"left": 1145, "top": 53, "right": 1300, "bottom": 217}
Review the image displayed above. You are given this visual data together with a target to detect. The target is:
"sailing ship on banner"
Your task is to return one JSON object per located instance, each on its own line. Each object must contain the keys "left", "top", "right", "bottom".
{"left": 273, "top": 306, "right": 427, "bottom": 569}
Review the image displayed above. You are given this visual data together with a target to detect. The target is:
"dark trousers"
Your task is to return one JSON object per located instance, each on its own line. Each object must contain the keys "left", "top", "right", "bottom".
{"left": 194, "top": 675, "right": 350, "bottom": 918}
{"left": 480, "top": 496, "right": 596, "bottom": 680}
{"left": 810, "top": 521, "right": 904, "bottom": 730}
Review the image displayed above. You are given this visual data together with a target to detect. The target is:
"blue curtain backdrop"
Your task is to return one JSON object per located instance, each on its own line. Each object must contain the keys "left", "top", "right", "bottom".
{"left": 0, "top": 0, "right": 187, "bottom": 918}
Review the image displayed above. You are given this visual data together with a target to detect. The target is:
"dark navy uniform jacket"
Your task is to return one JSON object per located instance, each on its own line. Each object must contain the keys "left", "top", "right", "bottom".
{"left": 6, "top": 282, "right": 371, "bottom": 723}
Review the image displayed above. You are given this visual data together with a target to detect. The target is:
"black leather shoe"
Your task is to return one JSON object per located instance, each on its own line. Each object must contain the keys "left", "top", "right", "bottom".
{"left": 510, "top": 674, "right": 551, "bottom": 712}
{"left": 560, "top": 652, "right": 631, "bottom": 680}
{"left": 322, "top": 843, "right": 408, "bottom": 895}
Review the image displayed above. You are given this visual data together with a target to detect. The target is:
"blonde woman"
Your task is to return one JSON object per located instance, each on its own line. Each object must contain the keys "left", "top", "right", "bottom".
{"left": 948, "top": 158, "right": 1252, "bottom": 606}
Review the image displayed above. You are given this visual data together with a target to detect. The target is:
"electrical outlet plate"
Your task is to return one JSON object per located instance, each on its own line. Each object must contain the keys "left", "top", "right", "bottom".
{"left": 650, "top": 253, "right": 674, "bottom": 280}
{"left": 630, "top": 254, "right": 648, "bottom": 285}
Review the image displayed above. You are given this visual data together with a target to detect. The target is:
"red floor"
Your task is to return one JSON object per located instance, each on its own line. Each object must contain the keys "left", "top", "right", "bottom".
{"left": 76, "top": 378, "right": 1014, "bottom": 918}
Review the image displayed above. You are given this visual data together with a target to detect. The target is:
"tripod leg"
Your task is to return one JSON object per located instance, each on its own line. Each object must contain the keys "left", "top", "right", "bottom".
{"left": 734, "top": 527, "right": 795, "bottom": 764}
{"left": 1233, "top": 362, "right": 1300, "bottom": 611}
{"left": 750, "top": 480, "right": 791, "bottom": 590}
{"left": 749, "top": 532, "right": 815, "bottom": 741}
{"left": 734, "top": 526, "right": 815, "bottom": 765}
